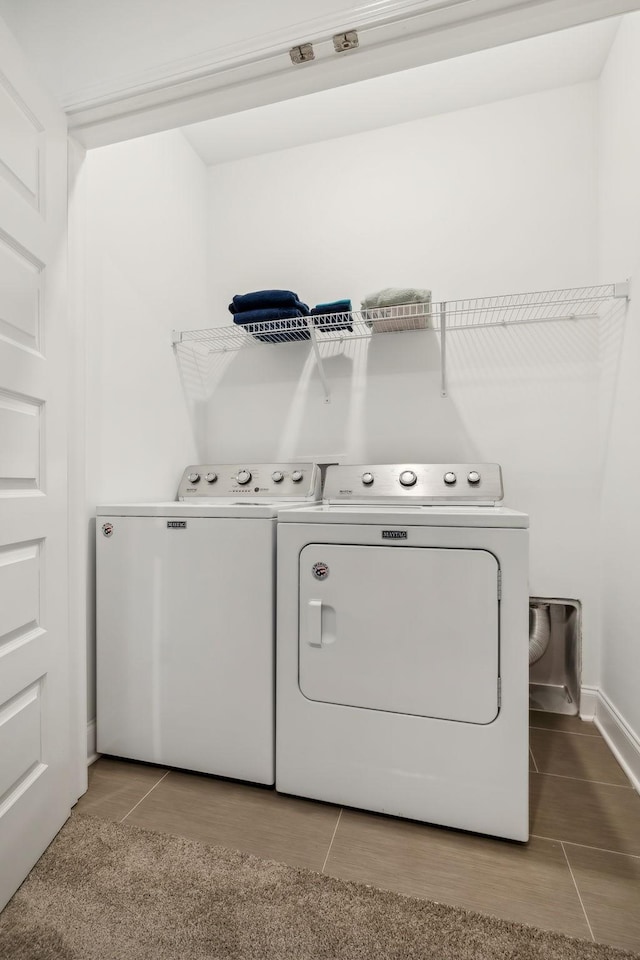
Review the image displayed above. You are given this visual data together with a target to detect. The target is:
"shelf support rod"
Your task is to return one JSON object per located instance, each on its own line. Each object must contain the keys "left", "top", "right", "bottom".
{"left": 308, "top": 321, "right": 331, "bottom": 403}
{"left": 439, "top": 301, "right": 447, "bottom": 398}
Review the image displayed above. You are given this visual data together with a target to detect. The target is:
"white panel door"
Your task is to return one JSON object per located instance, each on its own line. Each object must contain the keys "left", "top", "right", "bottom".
{"left": 0, "top": 17, "right": 71, "bottom": 910}
{"left": 299, "top": 544, "right": 500, "bottom": 724}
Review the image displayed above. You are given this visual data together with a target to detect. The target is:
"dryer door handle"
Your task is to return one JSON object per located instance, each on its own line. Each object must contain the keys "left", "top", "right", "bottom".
{"left": 307, "top": 599, "right": 323, "bottom": 647}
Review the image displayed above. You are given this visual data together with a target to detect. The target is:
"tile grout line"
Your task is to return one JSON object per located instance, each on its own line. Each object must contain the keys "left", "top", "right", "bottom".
{"left": 529, "top": 748, "right": 539, "bottom": 773}
{"left": 530, "top": 726, "right": 601, "bottom": 739}
{"left": 321, "top": 809, "right": 343, "bottom": 874}
{"left": 531, "top": 770, "right": 632, "bottom": 789}
{"left": 561, "top": 841, "right": 595, "bottom": 942}
{"left": 531, "top": 835, "right": 640, "bottom": 860}
{"left": 119, "top": 771, "right": 170, "bottom": 824}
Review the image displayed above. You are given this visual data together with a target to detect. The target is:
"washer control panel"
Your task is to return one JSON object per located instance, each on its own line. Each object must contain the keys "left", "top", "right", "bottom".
{"left": 177, "top": 463, "right": 322, "bottom": 500}
{"left": 323, "top": 464, "right": 503, "bottom": 504}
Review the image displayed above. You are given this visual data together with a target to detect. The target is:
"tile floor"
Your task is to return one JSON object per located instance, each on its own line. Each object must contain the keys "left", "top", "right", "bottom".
{"left": 75, "top": 711, "right": 640, "bottom": 953}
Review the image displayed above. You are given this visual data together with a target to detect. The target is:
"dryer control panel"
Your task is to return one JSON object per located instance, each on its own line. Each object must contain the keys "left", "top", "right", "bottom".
{"left": 323, "top": 463, "right": 503, "bottom": 505}
{"left": 177, "top": 463, "right": 322, "bottom": 501}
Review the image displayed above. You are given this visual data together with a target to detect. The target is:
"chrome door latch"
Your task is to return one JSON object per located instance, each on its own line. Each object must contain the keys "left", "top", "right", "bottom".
{"left": 333, "top": 31, "right": 359, "bottom": 52}
{"left": 289, "top": 43, "right": 315, "bottom": 64}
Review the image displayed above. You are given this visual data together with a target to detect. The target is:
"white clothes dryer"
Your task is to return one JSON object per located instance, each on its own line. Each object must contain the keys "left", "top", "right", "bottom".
{"left": 96, "top": 462, "right": 321, "bottom": 785}
{"left": 276, "top": 463, "right": 529, "bottom": 840}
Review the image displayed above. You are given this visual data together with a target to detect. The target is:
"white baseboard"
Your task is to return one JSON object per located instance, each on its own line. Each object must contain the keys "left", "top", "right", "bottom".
{"left": 592, "top": 690, "right": 640, "bottom": 794}
{"left": 87, "top": 720, "right": 98, "bottom": 766}
{"left": 579, "top": 685, "right": 598, "bottom": 721}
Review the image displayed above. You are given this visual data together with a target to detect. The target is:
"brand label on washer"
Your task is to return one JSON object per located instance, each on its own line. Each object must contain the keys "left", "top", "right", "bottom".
{"left": 312, "top": 562, "right": 329, "bottom": 580}
{"left": 167, "top": 521, "right": 187, "bottom": 529}
{"left": 382, "top": 530, "right": 407, "bottom": 539}
{"left": 102, "top": 523, "right": 114, "bottom": 538}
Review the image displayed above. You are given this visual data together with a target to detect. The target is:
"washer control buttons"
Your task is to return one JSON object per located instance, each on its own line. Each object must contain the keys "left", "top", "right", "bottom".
{"left": 236, "top": 469, "right": 252, "bottom": 485}
{"left": 272, "top": 471, "right": 284, "bottom": 483}
{"left": 205, "top": 472, "right": 217, "bottom": 483}
{"left": 468, "top": 471, "right": 481, "bottom": 484}
{"left": 362, "top": 472, "right": 374, "bottom": 486}
{"left": 187, "top": 472, "right": 200, "bottom": 483}
{"left": 399, "top": 470, "right": 418, "bottom": 487}
{"left": 291, "top": 470, "right": 304, "bottom": 483}
{"left": 444, "top": 472, "right": 457, "bottom": 485}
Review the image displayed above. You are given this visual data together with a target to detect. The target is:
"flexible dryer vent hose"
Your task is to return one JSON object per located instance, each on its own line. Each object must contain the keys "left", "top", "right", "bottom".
{"left": 529, "top": 603, "right": 551, "bottom": 666}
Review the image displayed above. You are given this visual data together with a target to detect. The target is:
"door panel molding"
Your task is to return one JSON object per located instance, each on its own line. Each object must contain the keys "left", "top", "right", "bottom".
{"left": 0, "top": 68, "right": 43, "bottom": 210}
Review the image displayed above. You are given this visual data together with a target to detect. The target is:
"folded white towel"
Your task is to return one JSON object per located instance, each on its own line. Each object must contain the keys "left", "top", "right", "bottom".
{"left": 361, "top": 288, "right": 432, "bottom": 332}
{"left": 361, "top": 287, "right": 431, "bottom": 310}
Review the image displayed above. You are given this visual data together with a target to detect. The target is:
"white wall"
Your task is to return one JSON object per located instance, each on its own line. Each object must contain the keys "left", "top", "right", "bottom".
{"left": 85, "top": 128, "right": 209, "bottom": 720}
{"left": 209, "top": 83, "right": 597, "bottom": 308}
{"left": 598, "top": 13, "right": 640, "bottom": 738}
{"left": 202, "top": 83, "right": 607, "bottom": 687}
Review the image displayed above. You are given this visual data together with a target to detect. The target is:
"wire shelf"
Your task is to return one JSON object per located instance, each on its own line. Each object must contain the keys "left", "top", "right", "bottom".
{"left": 172, "top": 283, "right": 629, "bottom": 401}
{"left": 441, "top": 284, "right": 624, "bottom": 330}
{"left": 173, "top": 284, "right": 626, "bottom": 352}
{"left": 173, "top": 301, "right": 431, "bottom": 350}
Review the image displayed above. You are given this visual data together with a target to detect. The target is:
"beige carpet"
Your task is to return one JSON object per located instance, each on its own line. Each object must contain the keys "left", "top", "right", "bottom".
{"left": 0, "top": 814, "right": 637, "bottom": 960}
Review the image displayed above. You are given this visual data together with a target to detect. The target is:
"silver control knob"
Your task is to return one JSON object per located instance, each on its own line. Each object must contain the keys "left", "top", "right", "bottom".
{"left": 291, "top": 470, "right": 304, "bottom": 483}
{"left": 205, "top": 472, "right": 217, "bottom": 483}
{"left": 444, "top": 472, "right": 457, "bottom": 485}
{"left": 399, "top": 470, "right": 417, "bottom": 487}
{"left": 187, "top": 472, "right": 200, "bottom": 483}
{"left": 362, "top": 472, "right": 374, "bottom": 486}
{"left": 272, "top": 471, "right": 284, "bottom": 483}
{"left": 468, "top": 471, "right": 481, "bottom": 484}
{"left": 236, "top": 470, "right": 252, "bottom": 485}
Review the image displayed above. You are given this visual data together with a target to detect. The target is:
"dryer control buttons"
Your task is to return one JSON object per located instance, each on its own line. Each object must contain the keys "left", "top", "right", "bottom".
{"left": 467, "top": 471, "right": 481, "bottom": 484}
{"left": 187, "top": 472, "right": 200, "bottom": 483}
{"left": 361, "top": 472, "right": 374, "bottom": 485}
{"left": 399, "top": 470, "right": 418, "bottom": 487}
{"left": 272, "top": 471, "right": 284, "bottom": 483}
{"left": 205, "top": 472, "right": 217, "bottom": 483}
{"left": 236, "top": 470, "right": 252, "bottom": 485}
{"left": 444, "top": 472, "right": 457, "bottom": 485}
{"left": 291, "top": 470, "right": 304, "bottom": 483}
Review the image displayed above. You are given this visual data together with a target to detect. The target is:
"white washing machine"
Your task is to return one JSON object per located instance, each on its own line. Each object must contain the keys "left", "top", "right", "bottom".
{"left": 276, "top": 463, "right": 529, "bottom": 840}
{"left": 96, "top": 462, "right": 321, "bottom": 785}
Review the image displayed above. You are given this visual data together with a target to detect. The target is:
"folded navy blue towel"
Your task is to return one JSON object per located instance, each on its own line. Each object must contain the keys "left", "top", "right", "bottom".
{"left": 229, "top": 290, "right": 310, "bottom": 315}
{"left": 232, "top": 307, "right": 303, "bottom": 324}
{"left": 233, "top": 307, "right": 309, "bottom": 343}
{"left": 311, "top": 299, "right": 353, "bottom": 333}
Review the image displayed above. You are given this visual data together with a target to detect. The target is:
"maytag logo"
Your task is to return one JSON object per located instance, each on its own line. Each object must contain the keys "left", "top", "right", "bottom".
{"left": 382, "top": 530, "right": 407, "bottom": 540}
{"left": 167, "top": 521, "right": 187, "bottom": 529}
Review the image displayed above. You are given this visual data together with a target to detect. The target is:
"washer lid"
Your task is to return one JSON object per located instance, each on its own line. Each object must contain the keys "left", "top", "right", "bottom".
{"left": 97, "top": 501, "right": 286, "bottom": 518}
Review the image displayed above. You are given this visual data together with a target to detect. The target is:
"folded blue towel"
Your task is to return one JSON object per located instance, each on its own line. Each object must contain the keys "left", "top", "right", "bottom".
{"left": 311, "top": 300, "right": 352, "bottom": 313}
{"left": 311, "top": 299, "right": 353, "bottom": 333}
{"left": 233, "top": 307, "right": 310, "bottom": 343}
{"left": 232, "top": 307, "right": 303, "bottom": 324}
{"left": 229, "top": 290, "right": 310, "bottom": 315}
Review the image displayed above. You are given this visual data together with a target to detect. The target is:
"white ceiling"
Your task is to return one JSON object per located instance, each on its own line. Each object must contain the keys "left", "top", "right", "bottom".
{"left": 181, "top": 18, "right": 619, "bottom": 166}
